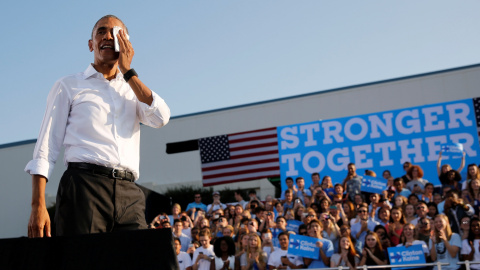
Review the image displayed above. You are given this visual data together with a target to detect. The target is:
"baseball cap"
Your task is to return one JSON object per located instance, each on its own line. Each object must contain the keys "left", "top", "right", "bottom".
{"left": 212, "top": 191, "right": 220, "bottom": 196}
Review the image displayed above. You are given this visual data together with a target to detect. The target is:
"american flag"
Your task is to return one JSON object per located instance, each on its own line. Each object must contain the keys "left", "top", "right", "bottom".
{"left": 198, "top": 127, "right": 280, "bottom": 186}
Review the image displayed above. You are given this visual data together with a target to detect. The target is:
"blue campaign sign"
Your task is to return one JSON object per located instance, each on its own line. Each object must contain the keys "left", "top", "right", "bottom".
{"left": 388, "top": 245, "right": 425, "bottom": 269}
{"left": 441, "top": 143, "right": 464, "bottom": 158}
{"left": 286, "top": 220, "right": 302, "bottom": 233}
{"left": 361, "top": 175, "right": 387, "bottom": 194}
{"left": 288, "top": 234, "right": 319, "bottom": 259}
{"left": 277, "top": 98, "right": 480, "bottom": 192}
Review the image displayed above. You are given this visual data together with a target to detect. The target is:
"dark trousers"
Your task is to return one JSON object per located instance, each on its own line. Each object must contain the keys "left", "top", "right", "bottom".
{"left": 55, "top": 167, "right": 148, "bottom": 236}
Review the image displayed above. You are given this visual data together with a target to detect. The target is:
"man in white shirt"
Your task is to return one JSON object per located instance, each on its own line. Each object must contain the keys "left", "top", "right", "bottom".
{"left": 25, "top": 15, "right": 170, "bottom": 237}
{"left": 207, "top": 192, "right": 226, "bottom": 215}
{"left": 351, "top": 203, "right": 379, "bottom": 247}
{"left": 233, "top": 190, "right": 248, "bottom": 209}
{"left": 174, "top": 237, "right": 193, "bottom": 270}
{"left": 268, "top": 232, "right": 304, "bottom": 269}
{"left": 192, "top": 229, "right": 215, "bottom": 270}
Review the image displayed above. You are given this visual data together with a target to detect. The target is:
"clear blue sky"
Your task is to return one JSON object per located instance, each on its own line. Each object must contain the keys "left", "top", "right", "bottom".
{"left": 1, "top": 1, "right": 479, "bottom": 145}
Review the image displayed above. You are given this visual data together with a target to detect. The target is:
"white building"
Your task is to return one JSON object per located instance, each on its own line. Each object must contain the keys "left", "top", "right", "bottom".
{"left": 1, "top": 63, "right": 479, "bottom": 238}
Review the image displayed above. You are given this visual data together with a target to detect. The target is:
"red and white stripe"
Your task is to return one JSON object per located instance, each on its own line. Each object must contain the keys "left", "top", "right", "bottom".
{"left": 201, "top": 127, "right": 280, "bottom": 186}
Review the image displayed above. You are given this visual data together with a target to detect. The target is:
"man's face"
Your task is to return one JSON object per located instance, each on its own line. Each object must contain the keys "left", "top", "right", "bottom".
{"left": 433, "top": 194, "right": 443, "bottom": 204}
{"left": 286, "top": 179, "right": 293, "bottom": 188}
{"left": 348, "top": 164, "right": 356, "bottom": 175}
{"left": 309, "top": 222, "right": 322, "bottom": 237}
{"left": 370, "top": 194, "right": 379, "bottom": 203}
{"left": 358, "top": 207, "right": 368, "bottom": 220}
{"left": 173, "top": 240, "right": 181, "bottom": 255}
{"left": 312, "top": 174, "right": 320, "bottom": 184}
{"left": 297, "top": 179, "right": 305, "bottom": 189}
{"left": 174, "top": 222, "right": 183, "bottom": 233}
{"left": 279, "top": 235, "right": 289, "bottom": 249}
{"left": 394, "top": 181, "right": 403, "bottom": 191}
{"left": 199, "top": 236, "right": 210, "bottom": 248}
{"left": 223, "top": 228, "right": 233, "bottom": 237}
{"left": 276, "top": 219, "right": 286, "bottom": 229}
{"left": 194, "top": 194, "right": 202, "bottom": 202}
{"left": 89, "top": 17, "right": 124, "bottom": 66}
{"left": 416, "top": 203, "right": 428, "bottom": 218}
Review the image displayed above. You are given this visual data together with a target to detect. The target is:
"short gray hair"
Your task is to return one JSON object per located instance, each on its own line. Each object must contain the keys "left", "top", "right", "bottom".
{"left": 91, "top": 14, "right": 128, "bottom": 39}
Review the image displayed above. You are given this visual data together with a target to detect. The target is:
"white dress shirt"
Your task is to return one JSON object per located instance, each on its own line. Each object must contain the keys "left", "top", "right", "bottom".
{"left": 25, "top": 64, "right": 170, "bottom": 180}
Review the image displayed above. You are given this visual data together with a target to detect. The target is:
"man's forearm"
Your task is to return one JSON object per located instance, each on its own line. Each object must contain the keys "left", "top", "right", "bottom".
{"left": 127, "top": 76, "right": 153, "bottom": 106}
{"left": 32, "top": 175, "right": 47, "bottom": 207}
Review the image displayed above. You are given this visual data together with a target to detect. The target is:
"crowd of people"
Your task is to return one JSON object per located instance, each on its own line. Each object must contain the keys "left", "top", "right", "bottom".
{"left": 150, "top": 153, "right": 480, "bottom": 270}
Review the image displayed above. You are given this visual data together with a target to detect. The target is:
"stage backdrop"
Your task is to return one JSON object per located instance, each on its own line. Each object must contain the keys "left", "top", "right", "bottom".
{"left": 277, "top": 98, "right": 480, "bottom": 191}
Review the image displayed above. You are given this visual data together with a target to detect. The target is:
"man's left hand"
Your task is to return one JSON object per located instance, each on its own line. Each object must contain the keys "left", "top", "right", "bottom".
{"left": 117, "top": 29, "right": 134, "bottom": 74}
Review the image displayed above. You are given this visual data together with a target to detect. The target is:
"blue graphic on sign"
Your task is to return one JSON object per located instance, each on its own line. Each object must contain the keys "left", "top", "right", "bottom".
{"left": 288, "top": 234, "right": 319, "bottom": 259}
{"left": 277, "top": 99, "right": 480, "bottom": 192}
{"left": 286, "top": 220, "right": 303, "bottom": 233}
{"left": 361, "top": 175, "right": 387, "bottom": 194}
{"left": 388, "top": 245, "right": 425, "bottom": 269}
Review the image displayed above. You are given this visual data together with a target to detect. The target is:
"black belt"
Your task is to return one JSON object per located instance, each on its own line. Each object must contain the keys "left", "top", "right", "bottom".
{"left": 68, "top": 162, "right": 135, "bottom": 182}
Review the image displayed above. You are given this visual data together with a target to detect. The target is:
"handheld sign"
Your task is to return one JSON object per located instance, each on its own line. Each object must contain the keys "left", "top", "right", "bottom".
{"left": 286, "top": 220, "right": 303, "bottom": 233}
{"left": 441, "top": 143, "right": 464, "bottom": 158}
{"left": 388, "top": 245, "right": 425, "bottom": 270}
{"left": 288, "top": 234, "right": 320, "bottom": 259}
{"left": 361, "top": 175, "right": 387, "bottom": 194}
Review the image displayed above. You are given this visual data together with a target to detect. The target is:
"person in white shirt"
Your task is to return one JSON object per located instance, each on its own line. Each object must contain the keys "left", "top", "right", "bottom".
{"left": 25, "top": 14, "right": 170, "bottom": 238}
{"left": 207, "top": 192, "right": 227, "bottom": 215}
{"left": 396, "top": 223, "right": 430, "bottom": 260}
{"left": 174, "top": 237, "right": 193, "bottom": 270}
{"left": 461, "top": 218, "right": 480, "bottom": 269}
{"left": 351, "top": 203, "right": 379, "bottom": 247}
{"left": 192, "top": 229, "right": 215, "bottom": 270}
{"left": 267, "top": 231, "right": 304, "bottom": 269}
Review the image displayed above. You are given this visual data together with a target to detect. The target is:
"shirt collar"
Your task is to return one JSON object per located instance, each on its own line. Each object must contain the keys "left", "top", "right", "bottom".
{"left": 83, "top": 64, "right": 123, "bottom": 80}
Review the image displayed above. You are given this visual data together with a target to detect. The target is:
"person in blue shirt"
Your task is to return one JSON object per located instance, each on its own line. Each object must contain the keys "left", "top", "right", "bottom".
{"left": 186, "top": 193, "right": 207, "bottom": 219}
{"left": 393, "top": 178, "right": 411, "bottom": 199}
{"left": 304, "top": 219, "right": 334, "bottom": 268}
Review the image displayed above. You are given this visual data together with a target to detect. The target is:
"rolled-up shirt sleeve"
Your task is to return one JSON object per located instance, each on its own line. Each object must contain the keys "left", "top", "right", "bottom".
{"left": 25, "top": 80, "right": 71, "bottom": 180}
{"left": 136, "top": 91, "right": 170, "bottom": 128}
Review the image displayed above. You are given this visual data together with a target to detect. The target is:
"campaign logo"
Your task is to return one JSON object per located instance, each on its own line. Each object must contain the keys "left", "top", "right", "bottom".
{"left": 361, "top": 175, "right": 387, "bottom": 194}
{"left": 388, "top": 245, "right": 425, "bottom": 269}
{"left": 288, "top": 234, "right": 320, "bottom": 259}
{"left": 390, "top": 251, "right": 403, "bottom": 263}
{"left": 441, "top": 143, "right": 464, "bottom": 157}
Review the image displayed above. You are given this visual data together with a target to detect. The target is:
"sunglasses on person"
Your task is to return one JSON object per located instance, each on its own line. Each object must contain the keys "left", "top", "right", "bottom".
{"left": 358, "top": 209, "right": 367, "bottom": 213}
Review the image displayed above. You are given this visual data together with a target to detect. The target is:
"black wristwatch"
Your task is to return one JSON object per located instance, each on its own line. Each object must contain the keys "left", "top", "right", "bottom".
{"left": 123, "top": 68, "right": 138, "bottom": 82}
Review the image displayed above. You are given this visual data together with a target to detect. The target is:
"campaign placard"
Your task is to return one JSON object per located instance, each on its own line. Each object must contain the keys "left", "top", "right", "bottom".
{"left": 288, "top": 234, "right": 319, "bottom": 259}
{"left": 388, "top": 245, "right": 425, "bottom": 269}
{"left": 286, "top": 220, "right": 302, "bottom": 233}
{"left": 441, "top": 143, "right": 464, "bottom": 158}
{"left": 361, "top": 175, "right": 387, "bottom": 194}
